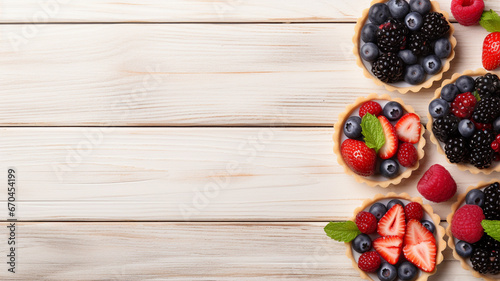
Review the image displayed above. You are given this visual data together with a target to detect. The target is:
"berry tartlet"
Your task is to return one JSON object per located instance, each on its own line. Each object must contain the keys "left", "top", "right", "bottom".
{"left": 354, "top": 0, "right": 456, "bottom": 94}
{"left": 325, "top": 193, "right": 446, "bottom": 281}
{"left": 427, "top": 69, "right": 500, "bottom": 174}
{"left": 334, "top": 94, "right": 426, "bottom": 187}
{"left": 446, "top": 180, "right": 500, "bottom": 280}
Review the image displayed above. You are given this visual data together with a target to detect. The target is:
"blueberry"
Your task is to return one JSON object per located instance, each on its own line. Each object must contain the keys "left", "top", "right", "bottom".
{"left": 380, "top": 159, "right": 400, "bottom": 179}
{"left": 388, "top": 0, "right": 410, "bottom": 19}
{"left": 360, "top": 43, "right": 379, "bottom": 62}
{"left": 398, "top": 50, "right": 418, "bottom": 65}
{"left": 440, "top": 83, "right": 459, "bottom": 102}
{"left": 398, "top": 261, "right": 418, "bottom": 281}
{"left": 344, "top": 116, "right": 362, "bottom": 139}
{"left": 455, "top": 76, "right": 475, "bottom": 93}
{"left": 494, "top": 117, "right": 500, "bottom": 133}
{"left": 421, "top": 220, "right": 435, "bottom": 233}
{"left": 404, "top": 11, "right": 423, "bottom": 31}
{"left": 361, "top": 23, "right": 379, "bottom": 43}
{"left": 434, "top": 38, "right": 452, "bottom": 58}
{"left": 387, "top": 199, "right": 404, "bottom": 209}
{"left": 378, "top": 263, "right": 397, "bottom": 281}
{"left": 352, "top": 234, "right": 372, "bottom": 253}
{"left": 428, "top": 99, "right": 449, "bottom": 118}
{"left": 405, "top": 64, "right": 426, "bottom": 85}
{"left": 369, "top": 202, "right": 388, "bottom": 220}
{"left": 458, "top": 119, "right": 475, "bottom": 138}
{"left": 409, "top": 0, "right": 431, "bottom": 15}
{"left": 369, "top": 3, "right": 391, "bottom": 25}
{"left": 465, "top": 189, "right": 485, "bottom": 207}
{"left": 382, "top": 101, "right": 403, "bottom": 121}
{"left": 456, "top": 240, "right": 474, "bottom": 258}
{"left": 422, "top": 55, "right": 442, "bottom": 75}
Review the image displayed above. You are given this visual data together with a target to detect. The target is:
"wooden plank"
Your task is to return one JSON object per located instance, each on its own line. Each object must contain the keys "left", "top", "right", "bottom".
{"left": 0, "top": 23, "right": 490, "bottom": 126}
{"left": 0, "top": 127, "right": 496, "bottom": 221}
{"left": 0, "top": 222, "right": 470, "bottom": 280}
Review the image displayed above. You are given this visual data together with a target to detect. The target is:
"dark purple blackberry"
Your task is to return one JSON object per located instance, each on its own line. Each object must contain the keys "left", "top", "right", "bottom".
{"left": 491, "top": 250, "right": 500, "bottom": 275}
{"left": 475, "top": 74, "right": 500, "bottom": 98}
{"left": 469, "top": 130, "right": 495, "bottom": 169}
{"left": 474, "top": 233, "right": 500, "bottom": 250}
{"left": 472, "top": 96, "right": 500, "bottom": 124}
{"left": 432, "top": 114, "right": 459, "bottom": 142}
{"left": 407, "top": 32, "right": 431, "bottom": 56}
{"left": 445, "top": 137, "right": 469, "bottom": 163}
{"left": 471, "top": 248, "right": 491, "bottom": 274}
{"left": 483, "top": 182, "right": 500, "bottom": 220}
{"left": 376, "top": 18, "right": 409, "bottom": 54}
{"left": 371, "top": 52, "right": 405, "bottom": 83}
{"left": 421, "top": 12, "right": 450, "bottom": 41}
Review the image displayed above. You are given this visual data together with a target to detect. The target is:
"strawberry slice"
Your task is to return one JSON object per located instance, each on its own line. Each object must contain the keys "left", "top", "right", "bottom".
{"left": 403, "top": 241, "right": 437, "bottom": 272}
{"left": 377, "top": 204, "right": 406, "bottom": 238}
{"left": 378, "top": 116, "right": 398, "bottom": 159}
{"left": 373, "top": 236, "right": 403, "bottom": 265}
{"left": 395, "top": 113, "right": 421, "bottom": 144}
{"left": 404, "top": 219, "right": 435, "bottom": 246}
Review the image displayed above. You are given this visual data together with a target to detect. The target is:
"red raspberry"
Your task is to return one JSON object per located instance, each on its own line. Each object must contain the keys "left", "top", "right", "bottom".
{"left": 358, "top": 251, "right": 381, "bottom": 273}
{"left": 451, "top": 0, "right": 484, "bottom": 26}
{"left": 451, "top": 92, "right": 476, "bottom": 118}
{"left": 492, "top": 141, "right": 500, "bottom": 152}
{"left": 359, "top": 101, "right": 382, "bottom": 118}
{"left": 451, "top": 204, "right": 485, "bottom": 243}
{"left": 397, "top": 142, "right": 418, "bottom": 168}
{"left": 417, "top": 164, "right": 457, "bottom": 203}
{"left": 496, "top": 134, "right": 500, "bottom": 143}
{"left": 472, "top": 119, "right": 493, "bottom": 131}
{"left": 404, "top": 202, "right": 423, "bottom": 222}
{"left": 355, "top": 211, "right": 377, "bottom": 234}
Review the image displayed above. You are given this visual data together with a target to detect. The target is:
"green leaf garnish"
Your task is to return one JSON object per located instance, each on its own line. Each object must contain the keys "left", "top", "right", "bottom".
{"left": 324, "top": 221, "right": 361, "bottom": 242}
{"left": 480, "top": 10, "right": 500, "bottom": 32}
{"left": 481, "top": 220, "right": 500, "bottom": 243}
{"left": 361, "top": 113, "right": 385, "bottom": 153}
{"left": 473, "top": 90, "right": 481, "bottom": 102}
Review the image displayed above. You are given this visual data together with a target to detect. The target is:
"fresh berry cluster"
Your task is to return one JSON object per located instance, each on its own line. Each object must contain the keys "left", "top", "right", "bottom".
{"left": 451, "top": 183, "right": 500, "bottom": 275}
{"left": 361, "top": 0, "right": 452, "bottom": 85}
{"left": 429, "top": 73, "right": 500, "bottom": 169}
{"left": 341, "top": 100, "right": 421, "bottom": 179}
{"left": 353, "top": 200, "right": 437, "bottom": 279}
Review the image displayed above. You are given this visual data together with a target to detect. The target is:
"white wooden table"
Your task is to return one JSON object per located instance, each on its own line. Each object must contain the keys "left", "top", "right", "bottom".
{"left": 0, "top": 1, "right": 498, "bottom": 280}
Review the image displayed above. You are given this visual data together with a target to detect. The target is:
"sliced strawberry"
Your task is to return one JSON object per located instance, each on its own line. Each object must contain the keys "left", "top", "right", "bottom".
{"left": 403, "top": 241, "right": 437, "bottom": 272}
{"left": 373, "top": 236, "right": 403, "bottom": 265}
{"left": 395, "top": 113, "right": 421, "bottom": 144}
{"left": 377, "top": 204, "right": 406, "bottom": 238}
{"left": 378, "top": 116, "right": 398, "bottom": 159}
{"left": 404, "top": 219, "right": 435, "bottom": 246}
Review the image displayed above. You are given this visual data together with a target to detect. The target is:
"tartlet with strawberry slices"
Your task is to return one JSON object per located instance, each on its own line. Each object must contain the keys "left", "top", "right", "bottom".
{"left": 334, "top": 94, "right": 426, "bottom": 187}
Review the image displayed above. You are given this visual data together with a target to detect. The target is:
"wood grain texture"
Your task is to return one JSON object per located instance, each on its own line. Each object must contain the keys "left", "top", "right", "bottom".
{"left": 0, "top": 23, "right": 491, "bottom": 126}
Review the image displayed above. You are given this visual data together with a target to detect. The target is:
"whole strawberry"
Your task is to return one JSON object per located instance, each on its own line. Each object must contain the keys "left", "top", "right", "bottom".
{"left": 451, "top": 0, "right": 484, "bottom": 26}
{"left": 482, "top": 32, "right": 500, "bottom": 71}
{"left": 341, "top": 139, "right": 377, "bottom": 176}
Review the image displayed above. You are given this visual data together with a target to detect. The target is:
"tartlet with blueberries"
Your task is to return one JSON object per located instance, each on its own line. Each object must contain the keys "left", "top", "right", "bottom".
{"left": 354, "top": 0, "right": 456, "bottom": 94}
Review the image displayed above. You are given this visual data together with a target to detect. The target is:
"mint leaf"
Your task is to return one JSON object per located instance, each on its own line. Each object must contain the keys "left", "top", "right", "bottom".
{"left": 361, "top": 113, "right": 385, "bottom": 153}
{"left": 473, "top": 90, "right": 481, "bottom": 102}
{"left": 324, "top": 221, "right": 361, "bottom": 242}
{"left": 482, "top": 220, "right": 500, "bottom": 242}
{"left": 480, "top": 10, "right": 500, "bottom": 32}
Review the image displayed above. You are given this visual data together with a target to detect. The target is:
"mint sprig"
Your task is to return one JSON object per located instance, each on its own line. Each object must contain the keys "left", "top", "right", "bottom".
{"left": 480, "top": 10, "right": 500, "bottom": 32}
{"left": 324, "top": 221, "right": 361, "bottom": 243}
{"left": 361, "top": 113, "right": 385, "bottom": 153}
{"left": 473, "top": 90, "right": 481, "bottom": 102}
{"left": 481, "top": 220, "right": 500, "bottom": 242}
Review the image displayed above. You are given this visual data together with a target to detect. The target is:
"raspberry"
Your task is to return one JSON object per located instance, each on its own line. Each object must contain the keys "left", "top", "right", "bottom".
{"left": 397, "top": 142, "right": 418, "bottom": 168}
{"left": 359, "top": 101, "right": 382, "bottom": 118}
{"left": 451, "top": 92, "right": 476, "bottom": 119}
{"left": 472, "top": 119, "right": 493, "bottom": 131}
{"left": 355, "top": 211, "right": 377, "bottom": 234}
{"left": 404, "top": 202, "right": 424, "bottom": 221}
{"left": 358, "top": 251, "right": 382, "bottom": 273}
{"left": 451, "top": 0, "right": 485, "bottom": 26}
{"left": 417, "top": 164, "right": 457, "bottom": 203}
{"left": 451, "top": 204, "right": 485, "bottom": 244}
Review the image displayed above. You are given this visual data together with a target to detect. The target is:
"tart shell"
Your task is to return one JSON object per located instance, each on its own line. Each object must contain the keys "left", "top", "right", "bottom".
{"left": 353, "top": 0, "right": 456, "bottom": 94}
{"left": 333, "top": 93, "right": 426, "bottom": 188}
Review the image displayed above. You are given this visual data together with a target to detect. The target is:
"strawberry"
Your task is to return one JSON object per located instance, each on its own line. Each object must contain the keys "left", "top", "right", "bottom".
{"left": 404, "top": 219, "right": 435, "bottom": 246}
{"left": 378, "top": 116, "right": 398, "bottom": 159}
{"left": 359, "top": 101, "right": 382, "bottom": 118}
{"left": 404, "top": 202, "right": 424, "bottom": 222}
{"left": 451, "top": 92, "right": 476, "bottom": 119}
{"left": 451, "top": 0, "right": 484, "bottom": 26}
{"left": 373, "top": 236, "right": 403, "bottom": 265}
{"left": 403, "top": 241, "right": 437, "bottom": 272}
{"left": 378, "top": 204, "right": 406, "bottom": 238}
{"left": 340, "top": 139, "right": 376, "bottom": 177}
{"left": 395, "top": 113, "right": 421, "bottom": 144}
{"left": 482, "top": 32, "right": 500, "bottom": 71}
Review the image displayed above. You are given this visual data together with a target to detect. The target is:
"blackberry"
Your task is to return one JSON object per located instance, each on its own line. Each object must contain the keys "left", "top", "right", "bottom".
{"left": 475, "top": 74, "right": 500, "bottom": 97}
{"left": 407, "top": 32, "right": 431, "bottom": 56}
{"left": 376, "top": 18, "right": 409, "bottom": 53}
{"left": 445, "top": 137, "right": 468, "bottom": 163}
{"left": 371, "top": 52, "right": 405, "bottom": 83}
{"left": 474, "top": 233, "right": 500, "bottom": 250}
{"left": 490, "top": 250, "right": 500, "bottom": 275}
{"left": 469, "top": 130, "right": 495, "bottom": 169}
{"left": 421, "top": 12, "right": 450, "bottom": 41}
{"left": 432, "top": 114, "right": 459, "bottom": 142}
{"left": 471, "top": 248, "right": 491, "bottom": 274}
{"left": 484, "top": 182, "right": 500, "bottom": 220}
{"left": 472, "top": 96, "right": 500, "bottom": 124}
